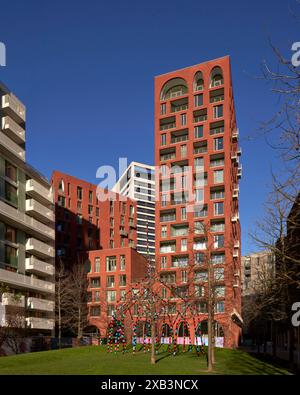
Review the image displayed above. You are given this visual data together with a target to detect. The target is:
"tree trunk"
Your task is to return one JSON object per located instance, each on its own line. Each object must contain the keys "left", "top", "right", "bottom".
{"left": 207, "top": 260, "right": 213, "bottom": 372}
{"left": 151, "top": 320, "right": 156, "bottom": 365}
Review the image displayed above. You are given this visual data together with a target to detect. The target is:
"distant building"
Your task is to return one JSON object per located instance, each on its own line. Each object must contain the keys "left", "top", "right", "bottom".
{"left": 0, "top": 82, "right": 55, "bottom": 335}
{"left": 113, "top": 162, "right": 155, "bottom": 260}
{"left": 241, "top": 251, "right": 275, "bottom": 296}
{"left": 51, "top": 171, "right": 138, "bottom": 269}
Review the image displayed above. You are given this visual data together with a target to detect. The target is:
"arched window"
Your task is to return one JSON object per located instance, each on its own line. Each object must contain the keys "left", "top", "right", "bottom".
{"left": 178, "top": 321, "right": 189, "bottom": 337}
{"left": 194, "top": 71, "right": 204, "bottom": 92}
{"left": 210, "top": 67, "right": 224, "bottom": 88}
{"left": 160, "top": 78, "right": 188, "bottom": 101}
{"left": 161, "top": 323, "right": 172, "bottom": 337}
{"left": 196, "top": 320, "right": 224, "bottom": 337}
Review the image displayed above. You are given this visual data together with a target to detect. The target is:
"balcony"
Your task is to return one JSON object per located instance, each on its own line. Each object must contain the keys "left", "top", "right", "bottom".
{"left": 1, "top": 93, "right": 26, "bottom": 124}
{"left": 0, "top": 269, "right": 55, "bottom": 295}
{"left": 0, "top": 131, "right": 25, "bottom": 162}
{"left": 231, "top": 151, "right": 238, "bottom": 161}
{"left": 1, "top": 292, "right": 25, "bottom": 308}
{"left": 0, "top": 306, "right": 26, "bottom": 328}
{"left": 0, "top": 200, "right": 54, "bottom": 241}
{"left": 25, "top": 256, "right": 54, "bottom": 277}
{"left": 234, "top": 240, "right": 240, "bottom": 249}
{"left": 232, "top": 128, "right": 239, "bottom": 140}
{"left": 1, "top": 116, "right": 25, "bottom": 144}
{"left": 26, "top": 199, "right": 55, "bottom": 224}
{"left": 233, "top": 186, "right": 239, "bottom": 198}
{"left": 233, "top": 250, "right": 239, "bottom": 258}
{"left": 237, "top": 165, "right": 243, "bottom": 179}
{"left": 26, "top": 179, "right": 53, "bottom": 206}
{"left": 26, "top": 238, "right": 55, "bottom": 259}
{"left": 26, "top": 317, "right": 54, "bottom": 331}
{"left": 231, "top": 214, "right": 239, "bottom": 223}
{"left": 27, "top": 297, "right": 54, "bottom": 312}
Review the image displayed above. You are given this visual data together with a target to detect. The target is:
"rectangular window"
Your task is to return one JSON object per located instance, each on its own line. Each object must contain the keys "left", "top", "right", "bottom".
{"left": 213, "top": 105, "right": 223, "bottom": 119}
{"left": 106, "top": 275, "right": 115, "bottom": 288}
{"left": 180, "top": 144, "right": 187, "bottom": 158}
{"left": 94, "top": 257, "right": 100, "bottom": 272}
{"left": 119, "top": 275, "right": 126, "bottom": 287}
{"left": 120, "top": 255, "right": 126, "bottom": 271}
{"left": 214, "top": 268, "right": 225, "bottom": 281}
{"left": 181, "top": 270, "right": 188, "bottom": 283}
{"left": 214, "top": 202, "right": 224, "bottom": 216}
{"left": 90, "top": 277, "right": 100, "bottom": 288}
{"left": 181, "top": 239, "right": 187, "bottom": 252}
{"left": 91, "top": 306, "right": 101, "bottom": 316}
{"left": 161, "top": 134, "right": 167, "bottom": 146}
{"left": 215, "top": 286, "right": 225, "bottom": 297}
{"left": 214, "top": 137, "right": 224, "bottom": 151}
{"left": 181, "top": 113, "right": 187, "bottom": 126}
{"left": 195, "top": 285, "right": 205, "bottom": 297}
{"left": 194, "top": 221, "right": 205, "bottom": 235}
{"left": 194, "top": 94, "right": 203, "bottom": 107}
{"left": 94, "top": 291, "right": 100, "bottom": 302}
{"left": 195, "top": 302, "right": 207, "bottom": 314}
{"left": 194, "top": 157, "right": 204, "bottom": 169}
{"left": 195, "top": 188, "right": 204, "bottom": 203}
{"left": 195, "top": 252, "right": 205, "bottom": 265}
{"left": 211, "top": 253, "right": 225, "bottom": 264}
{"left": 213, "top": 170, "right": 224, "bottom": 184}
{"left": 160, "top": 103, "right": 166, "bottom": 115}
{"left": 120, "top": 290, "right": 126, "bottom": 301}
{"left": 211, "top": 221, "right": 225, "bottom": 232}
{"left": 162, "top": 287, "right": 167, "bottom": 298}
{"left": 89, "top": 191, "right": 93, "bottom": 203}
{"left": 5, "top": 182, "right": 18, "bottom": 206}
{"left": 194, "top": 271, "right": 208, "bottom": 282}
{"left": 215, "top": 301, "right": 225, "bottom": 313}
{"left": 194, "top": 125, "right": 203, "bottom": 139}
{"left": 107, "top": 290, "right": 116, "bottom": 302}
{"left": 181, "top": 207, "right": 187, "bottom": 220}
{"left": 5, "top": 161, "right": 17, "bottom": 182}
{"left": 211, "top": 189, "right": 225, "bottom": 200}
{"left": 161, "top": 256, "right": 167, "bottom": 269}
{"left": 161, "top": 225, "right": 167, "bottom": 238}
{"left": 214, "top": 234, "right": 224, "bottom": 248}
{"left": 106, "top": 256, "right": 116, "bottom": 272}
{"left": 107, "top": 305, "right": 116, "bottom": 316}
{"left": 77, "top": 187, "right": 82, "bottom": 200}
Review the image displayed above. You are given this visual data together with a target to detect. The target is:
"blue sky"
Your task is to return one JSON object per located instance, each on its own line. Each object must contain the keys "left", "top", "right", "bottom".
{"left": 0, "top": 0, "right": 298, "bottom": 254}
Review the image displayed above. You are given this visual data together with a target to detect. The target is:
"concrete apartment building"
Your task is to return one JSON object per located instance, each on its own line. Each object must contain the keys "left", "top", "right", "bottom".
{"left": 241, "top": 251, "right": 275, "bottom": 296}
{"left": 51, "top": 171, "right": 138, "bottom": 268}
{"left": 154, "top": 56, "right": 242, "bottom": 348}
{"left": 0, "top": 82, "right": 55, "bottom": 334}
{"left": 113, "top": 162, "right": 155, "bottom": 260}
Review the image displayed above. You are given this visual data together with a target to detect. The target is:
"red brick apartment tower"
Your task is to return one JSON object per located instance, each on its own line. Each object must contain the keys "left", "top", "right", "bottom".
{"left": 51, "top": 171, "right": 137, "bottom": 268}
{"left": 154, "top": 56, "right": 242, "bottom": 348}
{"left": 88, "top": 248, "right": 148, "bottom": 336}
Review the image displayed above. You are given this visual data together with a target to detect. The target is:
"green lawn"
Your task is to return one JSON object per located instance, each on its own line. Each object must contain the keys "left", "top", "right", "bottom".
{"left": 0, "top": 345, "right": 291, "bottom": 375}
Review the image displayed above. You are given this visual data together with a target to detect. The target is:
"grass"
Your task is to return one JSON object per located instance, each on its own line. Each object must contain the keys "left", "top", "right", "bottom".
{"left": 0, "top": 345, "right": 292, "bottom": 375}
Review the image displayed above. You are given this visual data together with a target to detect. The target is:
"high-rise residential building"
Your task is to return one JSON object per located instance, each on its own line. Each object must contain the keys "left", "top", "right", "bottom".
{"left": 0, "top": 82, "right": 55, "bottom": 334}
{"left": 51, "top": 171, "right": 138, "bottom": 268}
{"left": 154, "top": 56, "right": 242, "bottom": 348}
{"left": 88, "top": 247, "right": 148, "bottom": 337}
{"left": 113, "top": 162, "right": 155, "bottom": 260}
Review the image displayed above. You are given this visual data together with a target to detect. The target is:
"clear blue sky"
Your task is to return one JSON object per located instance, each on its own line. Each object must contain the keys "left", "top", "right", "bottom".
{"left": 0, "top": 0, "right": 298, "bottom": 254}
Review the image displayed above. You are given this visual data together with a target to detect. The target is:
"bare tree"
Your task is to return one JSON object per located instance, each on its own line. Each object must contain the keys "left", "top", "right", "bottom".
{"left": 63, "top": 261, "right": 89, "bottom": 342}
{"left": 55, "top": 258, "right": 72, "bottom": 347}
